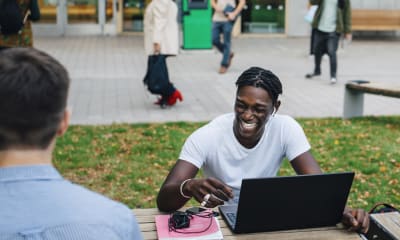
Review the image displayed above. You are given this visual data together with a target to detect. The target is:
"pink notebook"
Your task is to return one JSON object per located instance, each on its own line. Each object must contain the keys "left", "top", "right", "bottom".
{"left": 155, "top": 212, "right": 223, "bottom": 240}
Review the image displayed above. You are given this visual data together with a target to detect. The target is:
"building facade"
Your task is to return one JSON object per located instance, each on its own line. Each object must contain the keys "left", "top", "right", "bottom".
{"left": 33, "top": 0, "right": 400, "bottom": 37}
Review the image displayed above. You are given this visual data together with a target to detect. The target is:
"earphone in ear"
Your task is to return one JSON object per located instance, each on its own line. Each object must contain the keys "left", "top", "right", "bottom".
{"left": 276, "top": 95, "right": 281, "bottom": 103}
{"left": 272, "top": 95, "right": 281, "bottom": 116}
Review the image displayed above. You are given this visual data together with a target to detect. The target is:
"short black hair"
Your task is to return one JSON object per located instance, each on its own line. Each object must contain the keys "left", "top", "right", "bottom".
{"left": 235, "top": 67, "right": 283, "bottom": 105}
{"left": 0, "top": 48, "right": 70, "bottom": 150}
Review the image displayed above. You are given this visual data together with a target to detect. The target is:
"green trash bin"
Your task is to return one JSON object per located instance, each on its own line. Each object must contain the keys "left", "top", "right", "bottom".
{"left": 182, "top": 0, "right": 212, "bottom": 49}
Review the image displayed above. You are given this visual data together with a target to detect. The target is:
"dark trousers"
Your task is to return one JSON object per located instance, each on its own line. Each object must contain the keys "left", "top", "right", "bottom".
{"left": 313, "top": 29, "right": 340, "bottom": 78}
{"left": 310, "top": 28, "right": 316, "bottom": 55}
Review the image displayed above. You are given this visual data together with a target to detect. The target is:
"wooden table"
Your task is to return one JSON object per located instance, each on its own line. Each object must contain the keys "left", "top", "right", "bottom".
{"left": 133, "top": 208, "right": 362, "bottom": 240}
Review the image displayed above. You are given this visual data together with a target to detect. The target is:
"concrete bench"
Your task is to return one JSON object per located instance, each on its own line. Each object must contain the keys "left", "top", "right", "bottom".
{"left": 352, "top": 9, "right": 400, "bottom": 31}
{"left": 343, "top": 80, "right": 400, "bottom": 119}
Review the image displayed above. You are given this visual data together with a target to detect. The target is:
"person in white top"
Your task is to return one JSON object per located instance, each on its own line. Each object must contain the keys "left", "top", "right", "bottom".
{"left": 157, "top": 66, "right": 369, "bottom": 234}
{"left": 143, "top": 0, "right": 183, "bottom": 107}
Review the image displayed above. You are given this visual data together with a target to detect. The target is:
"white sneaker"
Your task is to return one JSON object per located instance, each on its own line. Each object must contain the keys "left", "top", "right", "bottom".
{"left": 330, "top": 77, "right": 337, "bottom": 84}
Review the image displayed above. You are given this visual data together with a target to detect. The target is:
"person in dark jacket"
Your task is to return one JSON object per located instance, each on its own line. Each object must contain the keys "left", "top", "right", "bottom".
{"left": 0, "top": 0, "right": 40, "bottom": 49}
{"left": 305, "top": 0, "right": 351, "bottom": 84}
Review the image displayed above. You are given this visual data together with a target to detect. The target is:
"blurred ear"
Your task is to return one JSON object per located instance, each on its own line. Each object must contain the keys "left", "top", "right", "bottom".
{"left": 56, "top": 109, "right": 70, "bottom": 136}
{"left": 274, "top": 100, "right": 281, "bottom": 113}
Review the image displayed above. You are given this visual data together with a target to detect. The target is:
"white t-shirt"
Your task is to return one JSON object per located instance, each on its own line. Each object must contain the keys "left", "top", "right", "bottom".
{"left": 179, "top": 113, "right": 311, "bottom": 194}
{"left": 212, "top": 0, "right": 236, "bottom": 22}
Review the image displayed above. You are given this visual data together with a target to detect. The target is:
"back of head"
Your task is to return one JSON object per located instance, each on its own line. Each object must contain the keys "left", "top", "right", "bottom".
{"left": 235, "top": 67, "right": 283, "bottom": 105}
{"left": 0, "top": 48, "right": 70, "bottom": 150}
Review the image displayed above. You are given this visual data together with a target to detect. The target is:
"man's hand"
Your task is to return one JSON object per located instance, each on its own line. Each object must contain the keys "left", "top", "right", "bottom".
{"left": 345, "top": 33, "right": 352, "bottom": 42}
{"left": 342, "top": 207, "right": 369, "bottom": 233}
{"left": 226, "top": 12, "right": 237, "bottom": 21}
{"left": 184, "top": 177, "right": 234, "bottom": 208}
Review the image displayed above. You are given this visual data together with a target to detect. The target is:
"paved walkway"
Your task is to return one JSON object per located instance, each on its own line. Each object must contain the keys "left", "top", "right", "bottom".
{"left": 34, "top": 35, "right": 400, "bottom": 125}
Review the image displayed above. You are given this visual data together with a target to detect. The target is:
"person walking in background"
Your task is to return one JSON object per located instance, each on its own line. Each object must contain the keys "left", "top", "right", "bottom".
{"left": 211, "top": 0, "right": 245, "bottom": 74}
{"left": 305, "top": 0, "right": 352, "bottom": 84}
{"left": 144, "top": 0, "right": 183, "bottom": 108}
{"left": 0, "top": 48, "right": 143, "bottom": 239}
{"left": 0, "top": 0, "right": 40, "bottom": 49}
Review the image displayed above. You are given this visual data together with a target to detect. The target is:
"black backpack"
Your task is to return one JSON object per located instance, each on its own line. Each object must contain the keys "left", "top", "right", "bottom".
{"left": 0, "top": 0, "right": 24, "bottom": 35}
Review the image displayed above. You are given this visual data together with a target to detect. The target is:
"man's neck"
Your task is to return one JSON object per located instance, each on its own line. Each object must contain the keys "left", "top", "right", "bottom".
{"left": 0, "top": 149, "right": 52, "bottom": 167}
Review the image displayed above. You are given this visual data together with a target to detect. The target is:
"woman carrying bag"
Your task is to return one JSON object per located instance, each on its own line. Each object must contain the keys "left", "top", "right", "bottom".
{"left": 143, "top": 0, "right": 183, "bottom": 108}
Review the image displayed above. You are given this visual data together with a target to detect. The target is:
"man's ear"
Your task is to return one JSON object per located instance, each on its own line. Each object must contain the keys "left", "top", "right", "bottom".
{"left": 56, "top": 109, "right": 70, "bottom": 136}
{"left": 274, "top": 100, "right": 281, "bottom": 113}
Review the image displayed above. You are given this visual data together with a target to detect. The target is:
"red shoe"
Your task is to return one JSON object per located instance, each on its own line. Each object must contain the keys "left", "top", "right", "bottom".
{"left": 167, "top": 90, "right": 183, "bottom": 106}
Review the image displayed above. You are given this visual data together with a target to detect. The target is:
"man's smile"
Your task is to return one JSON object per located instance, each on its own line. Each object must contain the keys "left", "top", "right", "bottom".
{"left": 240, "top": 120, "right": 257, "bottom": 130}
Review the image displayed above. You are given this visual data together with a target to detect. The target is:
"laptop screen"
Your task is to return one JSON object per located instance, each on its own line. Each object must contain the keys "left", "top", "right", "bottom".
{"left": 220, "top": 172, "right": 354, "bottom": 233}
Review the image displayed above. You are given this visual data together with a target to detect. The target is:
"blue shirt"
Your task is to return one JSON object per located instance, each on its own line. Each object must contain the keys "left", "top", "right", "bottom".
{"left": 0, "top": 165, "right": 143, "bottom": 240}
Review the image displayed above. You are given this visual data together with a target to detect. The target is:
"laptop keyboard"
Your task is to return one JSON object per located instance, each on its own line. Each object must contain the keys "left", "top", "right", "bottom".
{"left": 226, "top": 212, "right": 237, "bottom": 226}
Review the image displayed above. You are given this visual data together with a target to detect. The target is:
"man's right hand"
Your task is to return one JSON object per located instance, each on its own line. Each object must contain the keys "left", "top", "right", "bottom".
{"left": 184, "top": 177, "right": 234, "bottom": 208}
{"left": 226, "top": 12, "right": 237, "bottom": 21}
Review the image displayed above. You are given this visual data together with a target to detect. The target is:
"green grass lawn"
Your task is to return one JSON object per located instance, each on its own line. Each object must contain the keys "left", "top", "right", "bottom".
{"left": 54, "top": 116, "right": 400, "bottom": 210}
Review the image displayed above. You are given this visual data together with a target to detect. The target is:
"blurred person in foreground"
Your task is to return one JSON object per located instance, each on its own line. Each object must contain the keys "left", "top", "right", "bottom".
{"left": 0, "top": 47, "right": 143, "bottom": 239}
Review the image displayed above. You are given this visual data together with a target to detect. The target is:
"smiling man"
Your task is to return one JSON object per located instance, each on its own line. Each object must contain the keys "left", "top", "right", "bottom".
{"left": 156, "top": 67, "right": 369, "bottom": 233}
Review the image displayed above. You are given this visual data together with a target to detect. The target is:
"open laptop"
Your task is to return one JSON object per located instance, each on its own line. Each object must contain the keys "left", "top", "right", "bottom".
{"left": 219, "top": 172, "right": 354, "bottom": 234}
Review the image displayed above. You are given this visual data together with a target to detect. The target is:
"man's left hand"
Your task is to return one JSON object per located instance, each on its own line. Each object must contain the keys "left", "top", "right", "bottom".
{"left": 342, "top": 207, "right": 369, "bottom": 233}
